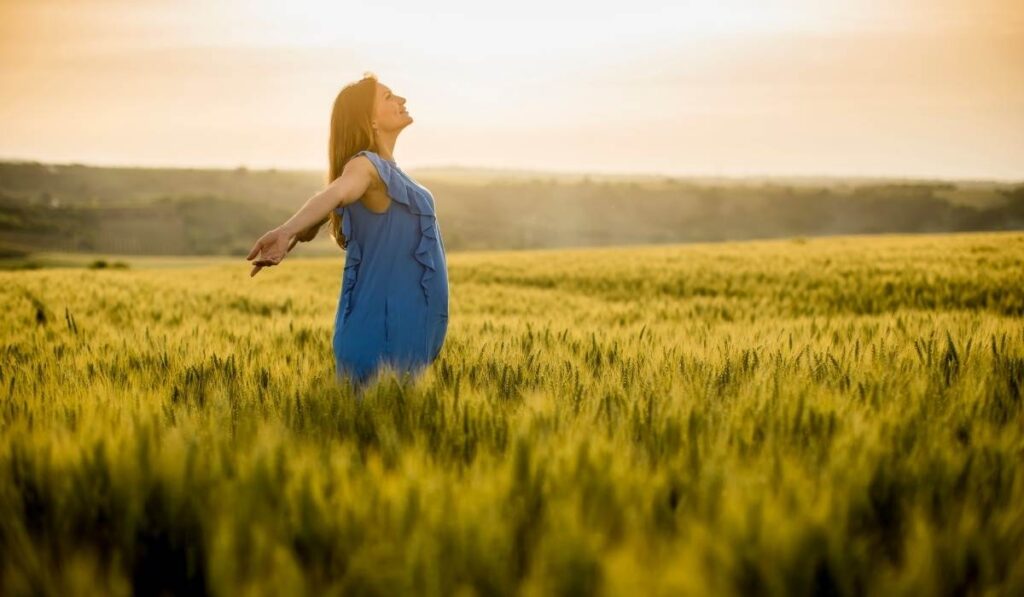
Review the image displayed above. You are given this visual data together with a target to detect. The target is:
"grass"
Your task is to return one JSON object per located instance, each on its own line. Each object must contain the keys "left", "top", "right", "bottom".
{"left": 1, "top": 231, "right": 1022, "bottom": 595}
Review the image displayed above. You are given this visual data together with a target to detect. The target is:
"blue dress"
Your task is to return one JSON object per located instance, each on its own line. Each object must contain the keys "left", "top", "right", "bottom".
{"left": 332, "top": 150, "right": 450, "bottom": 388}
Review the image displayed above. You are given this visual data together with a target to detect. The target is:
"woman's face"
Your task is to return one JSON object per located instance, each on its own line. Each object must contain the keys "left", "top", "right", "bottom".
{"left": 375, "top": 82, "right": 412, "bottom": 132}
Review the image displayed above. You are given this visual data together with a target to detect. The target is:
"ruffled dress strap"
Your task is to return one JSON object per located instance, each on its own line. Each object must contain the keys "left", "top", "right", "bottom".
{"left": 324, "top": 194, "right": 360, "bottom": 319}
{"left": 338, "top": 149, "right": 440, "bottom": 305}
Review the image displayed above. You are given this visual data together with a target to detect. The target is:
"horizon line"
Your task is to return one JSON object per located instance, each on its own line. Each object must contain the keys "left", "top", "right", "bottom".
{"left": 1, "top": 155, "right": 1021, "bottom": 186}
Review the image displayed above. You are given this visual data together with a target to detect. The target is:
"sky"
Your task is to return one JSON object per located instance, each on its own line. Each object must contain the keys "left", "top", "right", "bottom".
{"left": 1, "top": 0, "right": 1022, "bottom": 181}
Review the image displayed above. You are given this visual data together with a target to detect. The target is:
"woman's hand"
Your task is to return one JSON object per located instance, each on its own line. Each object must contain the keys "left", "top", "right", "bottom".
{"left": 247, "top": 226, "right": 298, "bottom": 277}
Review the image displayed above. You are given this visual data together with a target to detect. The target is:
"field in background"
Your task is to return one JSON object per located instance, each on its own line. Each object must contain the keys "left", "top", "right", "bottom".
{"left": 2, "top": 160, "right": 1022, "bottom": 258}
{"left": 1, "top": 231, "right": 1023, "bottom": 595}
{"left": 0, "top": 251, "right": 245, "bottom": 271}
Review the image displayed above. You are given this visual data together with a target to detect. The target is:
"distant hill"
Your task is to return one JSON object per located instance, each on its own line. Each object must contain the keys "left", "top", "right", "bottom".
{"left": 0, "top": 162, "right": 323, "bottom": 211}
{"left": 0, "top": 193, "right": 293, "bottom": 256}
{"left": 1, "top": 160, "right": 1021, "bottom": 257}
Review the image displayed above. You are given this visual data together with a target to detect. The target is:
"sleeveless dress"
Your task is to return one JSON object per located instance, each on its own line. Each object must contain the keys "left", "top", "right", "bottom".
{"left": 331, "top": 150, "right": 450, "bottom": 387}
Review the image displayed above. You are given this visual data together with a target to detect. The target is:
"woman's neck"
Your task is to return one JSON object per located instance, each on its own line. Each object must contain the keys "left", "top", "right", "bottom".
{"left": 375, "top": 136, "right": 398, "bottom": 164}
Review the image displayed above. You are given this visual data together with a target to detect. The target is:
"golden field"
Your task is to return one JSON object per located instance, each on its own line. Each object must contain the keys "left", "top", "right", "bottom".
{"left": 1, "top": 232, "right": 1023, "bottom": 596}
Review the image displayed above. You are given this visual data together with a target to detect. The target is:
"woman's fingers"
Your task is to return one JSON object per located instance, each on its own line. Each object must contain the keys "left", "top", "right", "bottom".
{"left": 249, "top": 257, "right": 279, "bottom": 277}
{"left": 253, "top": 256, "right": 282, "bottom": 267}
{"left": 246, "top": 238, "right": 266, "bottom": 260}
{"left": 247, "top": 228, "right": 297, "bottom": 277}
{"left": 247, "top": 228, "right": 284, "bottom": 261}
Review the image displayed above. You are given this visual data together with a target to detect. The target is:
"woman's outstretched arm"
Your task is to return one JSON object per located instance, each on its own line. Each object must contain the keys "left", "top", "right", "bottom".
{"left": 278, "top": 157, "right": 373, "bottom": 240}
{"left": 246, "top": 155, "right": 375, "bottom": 277}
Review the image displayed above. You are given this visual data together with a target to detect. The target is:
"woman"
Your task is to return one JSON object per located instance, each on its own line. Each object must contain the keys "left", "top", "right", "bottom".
{"left": 246, "top": 72, "right": 449, "bottom": 391}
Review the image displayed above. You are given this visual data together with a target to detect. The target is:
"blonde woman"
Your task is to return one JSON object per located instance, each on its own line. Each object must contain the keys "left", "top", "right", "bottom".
{"left": 246, "top": 72, "right": 449, "bottom": 391}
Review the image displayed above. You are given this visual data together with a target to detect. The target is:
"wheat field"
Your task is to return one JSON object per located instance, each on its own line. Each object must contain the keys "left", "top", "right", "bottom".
{"left": 1, "top": 232, "right": 1022, "bottom": 596}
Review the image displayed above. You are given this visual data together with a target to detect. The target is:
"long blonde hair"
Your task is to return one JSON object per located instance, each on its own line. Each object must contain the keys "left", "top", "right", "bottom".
{"left": 326, "top": 71, "right": 381, "bottom": 250}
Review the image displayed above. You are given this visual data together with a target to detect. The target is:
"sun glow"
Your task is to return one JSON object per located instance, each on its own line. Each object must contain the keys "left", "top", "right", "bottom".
{"left": 1, "top": 0, "right": 1022, "bottom": 179}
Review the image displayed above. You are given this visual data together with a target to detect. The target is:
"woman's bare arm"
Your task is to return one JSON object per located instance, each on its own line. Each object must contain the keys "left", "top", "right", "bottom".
{"left": 246, "top": 156, "right": 376, "bottom": 276}
{"left": 278, "top": 156, "right": 375, "bottom": 238}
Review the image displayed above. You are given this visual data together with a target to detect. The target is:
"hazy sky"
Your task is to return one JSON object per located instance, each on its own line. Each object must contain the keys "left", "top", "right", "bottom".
{"left": 1, "top": 0, "right": 1022, "bottom": 180}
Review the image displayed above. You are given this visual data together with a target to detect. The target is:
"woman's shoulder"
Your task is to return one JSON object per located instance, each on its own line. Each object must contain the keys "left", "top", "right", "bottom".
{"left": 351, "top": 149, "right": 390, "bottom": 166}
{"left": 351, "top": 150, "right": 394, "bottom": 181}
